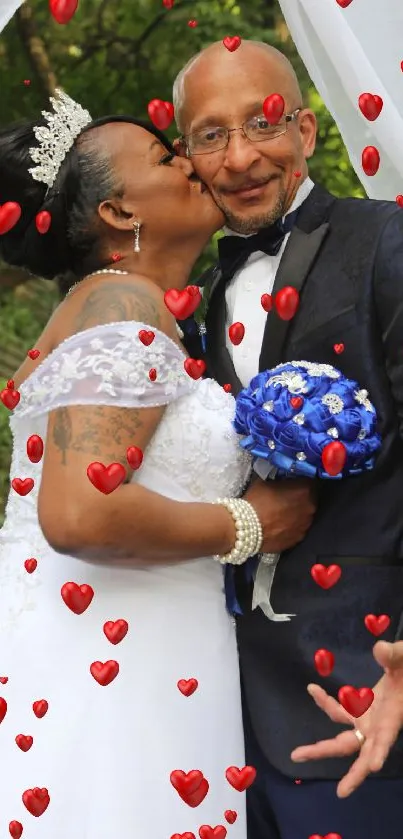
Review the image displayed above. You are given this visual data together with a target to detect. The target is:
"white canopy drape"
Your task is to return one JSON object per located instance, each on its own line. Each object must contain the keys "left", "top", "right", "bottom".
{"left": 277, "top": 0, "right": 403, "bottom": 200}
{"left": 0, "top": 0, "right": 24, "bottom": 37}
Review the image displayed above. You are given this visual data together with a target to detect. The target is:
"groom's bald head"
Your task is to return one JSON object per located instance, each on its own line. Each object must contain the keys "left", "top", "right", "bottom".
{"left": 173, "top": 40, "right": 303, "bottom": 134}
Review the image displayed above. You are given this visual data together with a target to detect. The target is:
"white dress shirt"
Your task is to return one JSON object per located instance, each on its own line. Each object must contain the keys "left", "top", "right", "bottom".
{"left": 224, "top": 177, "right": 315, "bottom": 387}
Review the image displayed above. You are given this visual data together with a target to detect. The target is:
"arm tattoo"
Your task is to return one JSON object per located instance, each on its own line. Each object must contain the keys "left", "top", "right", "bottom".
{"left": 52, "top": 407, "right": 72, "bottom": 466}
{"left": 52, "top": 405, "right": 144, "bottom": 474}
{"left": 73, "top": 282, "right": 162, "bottom": 333}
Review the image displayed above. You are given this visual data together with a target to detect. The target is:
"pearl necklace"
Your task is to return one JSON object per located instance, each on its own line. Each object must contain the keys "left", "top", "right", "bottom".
{"left": 66, "top": 268, "right": 129, "bottom": 297}
{"left": 66, "top": 268, "right": 184, "bottom": 339}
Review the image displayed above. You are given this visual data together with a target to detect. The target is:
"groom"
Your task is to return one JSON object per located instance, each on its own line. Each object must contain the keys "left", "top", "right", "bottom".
{"left": 173, "top": 40, "right": 403, "bottom": 839}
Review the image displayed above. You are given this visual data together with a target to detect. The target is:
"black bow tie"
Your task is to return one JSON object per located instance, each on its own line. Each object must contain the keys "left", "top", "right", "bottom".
{"left": 217, "top": 208, "right": 299, "bottom": 282}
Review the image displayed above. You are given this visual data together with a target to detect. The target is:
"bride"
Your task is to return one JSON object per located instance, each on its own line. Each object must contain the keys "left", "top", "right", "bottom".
{"left": 0, "top": 92, "right": 313, "bottom": 838}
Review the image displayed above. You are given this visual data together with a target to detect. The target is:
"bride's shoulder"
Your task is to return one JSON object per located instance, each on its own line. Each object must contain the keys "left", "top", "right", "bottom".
{"left": 58, "top": 272, "right": 179, "bottom": 345}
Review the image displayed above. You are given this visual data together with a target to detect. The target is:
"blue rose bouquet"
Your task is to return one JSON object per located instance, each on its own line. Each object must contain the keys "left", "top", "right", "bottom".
{"left": 228, "top": 360, "right": 381, "bottom": 621}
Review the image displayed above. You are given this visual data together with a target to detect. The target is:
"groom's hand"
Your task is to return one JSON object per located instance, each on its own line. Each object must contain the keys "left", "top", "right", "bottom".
{"left": 244, "top": 479, "right": 316, "bottom": 553}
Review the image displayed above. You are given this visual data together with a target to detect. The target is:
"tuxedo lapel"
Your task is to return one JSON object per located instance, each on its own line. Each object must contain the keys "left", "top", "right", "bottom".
{"left": 259, "top": 185, "right": 335, "bottom": 371}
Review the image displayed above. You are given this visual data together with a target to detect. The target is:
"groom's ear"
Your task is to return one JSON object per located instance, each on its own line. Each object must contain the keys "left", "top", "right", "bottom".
{"left": 173, "top": 137, "right": 188, "bottom": 158}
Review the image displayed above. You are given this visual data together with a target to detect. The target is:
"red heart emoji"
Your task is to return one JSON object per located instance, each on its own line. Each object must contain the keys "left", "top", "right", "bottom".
{"left": 321, "top": 441, "right": 347, "bottom": 476}
{"left": 149, "top": 368, "right": 157, "bottom": 381}
{"left": 111, "top": 252, "right": 122, "bottom": 262}
{"left": 0, "top": 697, "right": 7, "bottom": 723}
{"left": 27, "top": 434, "right": 44, "bottom": 463}
{"left": 224, "top": 810, "right": 237, "bottom": 824}
{"left": 32, "top": 699, "right": 48, "bottom": 718}
{"left": 261, "top": 293, "right": 272, "bottom": 312}
{"left": 188, "top": 19, "right": 198, "bottom": 27}
{"left": 309, "top": 835, "right": 342, "bottom": 839}
{"left": 274, "top": 286, "right": 300, "bottom": 321}
{"left": 335, "top": 0, "right": 353, "bottom": 5}
{"left": 90, "top": 660, "right": 119, "bottom": 686}
{"left": 126, "top": 446, "right": 143, "bottom": 470}
{"left": 138, "top": 329, "right": 155, "bottom": 346}
{"left": 164, "top": 286, "right": 201, "bottom": 319}
{"left": 9, "top": 821, "right": 23, "bottom": 839}
{"left": 396, "top": 195, "right": 403, "bottom": 207}
{"left": 61, "top": 582, "right": 94, "bottom": 614}
{"left": 225, "top": 765, "right": 256, "bottom": 792}
{"left": 311, "top": 563, "right": 342, "bottom": 589}
{"left": 1, "top": 388, "right": 20, "bottom": 409}
{"left": 103, "top": 619, "right": 129, "bottom": 645}
{"left": 15, "top": 734, "right": 33, "bottom": 752}
{"left": 223, "top": 36, "right": 241, "bottom": 52}
{"left": 199, "top": 827, "right": 227, "bottom": 839}
{"left": 362, "top": 145, "right": 380, "bottom": 176}
{"left": 24, "top": 558, "right": 37, "bottom": 574}
{"left": 148, "top": 99, "right": 174, "bottom": 130}
{"left": 0, "top": 677, "right": 8, "bottom": 684}
{"left": 22, "top": 787, "right": 50, "bottom": 817}
{"left": 314, "top": 648, "right": 335, "bottom": 677}
{"left": 0, "top": 202, "right": 22, "bottom": 234}
{"left": 171, "top": 834, "right": 196, "bottom": 839}
{"left": 364, "top": 614, "right": 391, "bottom": 636}
{"left": 170, "top": 771, "right": 209, "bottom": 806}
{"left": 12, "top": 478, "right": 34, "bottom": 496}
{"left": 228, "top": 322, "right": 245, "bottom": 346}
{"left": 338, "top": 685, "right": 374, "bottom": 717}
{"left": 223, "top": 384, "right": 232, "bottom": 393}
{"left": 35, "top": 210, "right": 52, "bottom": 234}
{"left": 263, "top": 93, "right": 285, "bottom": 125}
{"left": 333, "top": 343, "right": 344, "bottom": 354}
{"left": 28, "top": 348, "right": 40, "bottom": 359}
{"left": 170, "top": 769, "right": 205, "bottom": 797}
{"left": 87, "top": 461, "right": 126, "bottom": 494}
{"left": 49, "top": 0, "right": 78, "bottom": 24}
{"left": 290, "top": 396, "right": 303, "bottom": 409}
{"left": 177, "top": 678, "right": 198, "bottom": 697}
{"left": 293, "top": 170, "right": 301, "bottom": 178}
{"left": 358, "top": 93, "right": 383, "bottom": 121}
{"left": 184, "top": 358, "right": 206, "bottom": 380}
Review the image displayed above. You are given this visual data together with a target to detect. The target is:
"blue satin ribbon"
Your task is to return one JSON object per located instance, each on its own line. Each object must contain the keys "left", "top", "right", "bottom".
{"left": 224, "top": 555, "right": 259, "bottom": 616}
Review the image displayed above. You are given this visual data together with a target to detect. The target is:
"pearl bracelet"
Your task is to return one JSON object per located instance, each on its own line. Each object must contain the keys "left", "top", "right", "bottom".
{"left": 213, "top": 497, "right": 263, "bottom": 565}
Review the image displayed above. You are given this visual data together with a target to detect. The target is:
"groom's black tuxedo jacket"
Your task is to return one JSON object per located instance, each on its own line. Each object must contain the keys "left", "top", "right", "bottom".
{"left": 182, "top": 183, "right": 403, "bottom": 780}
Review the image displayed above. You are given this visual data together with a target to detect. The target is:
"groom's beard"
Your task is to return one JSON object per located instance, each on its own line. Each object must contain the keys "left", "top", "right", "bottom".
{"left": 213, "top": 183, "right": 289, "bottom": 235}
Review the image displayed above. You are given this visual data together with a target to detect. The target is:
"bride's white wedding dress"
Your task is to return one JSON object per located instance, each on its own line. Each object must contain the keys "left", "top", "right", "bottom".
{"left": 0, "top": 322, "right": 251, "bottom": 838}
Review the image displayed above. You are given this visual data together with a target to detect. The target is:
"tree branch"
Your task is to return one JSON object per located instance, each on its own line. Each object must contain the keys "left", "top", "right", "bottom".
{"left": 16, "top": 1, "right": 57, "bottom": 97}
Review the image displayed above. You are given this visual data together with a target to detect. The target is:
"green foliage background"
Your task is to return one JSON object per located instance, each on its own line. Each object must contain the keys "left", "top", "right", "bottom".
{"left": 0, "top": 0, "right": 365, "bottom": 523}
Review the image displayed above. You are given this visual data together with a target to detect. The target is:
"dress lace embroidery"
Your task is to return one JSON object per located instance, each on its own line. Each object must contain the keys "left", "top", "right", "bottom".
{"left": 12, "top": 321, "right": 197, "bottom": 419}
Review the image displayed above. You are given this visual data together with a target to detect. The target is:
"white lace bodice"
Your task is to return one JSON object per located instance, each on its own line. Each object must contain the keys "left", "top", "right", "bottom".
{"left": 1, "top": 321, "right": 251, "bottom": 548}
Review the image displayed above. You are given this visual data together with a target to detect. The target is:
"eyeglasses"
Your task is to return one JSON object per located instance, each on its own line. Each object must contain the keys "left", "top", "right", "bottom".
{"left": 182, "top": 109, "right": 301, "bottom": 156}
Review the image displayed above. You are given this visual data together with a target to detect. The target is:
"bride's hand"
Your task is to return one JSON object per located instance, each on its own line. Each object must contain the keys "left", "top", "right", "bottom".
{"left": 243, "top": 477, "right": 316, "bottom": 554}
{"left": 291, "top": 641, "right": 403, "bottom": 797}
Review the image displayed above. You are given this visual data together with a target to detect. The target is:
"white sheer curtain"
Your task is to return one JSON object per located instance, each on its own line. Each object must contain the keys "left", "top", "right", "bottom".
{"left": 0, "top": 0, "right": 24, "bottom": 36}
{"left": 277, "top": 0, "right": 403, "bottom": 200}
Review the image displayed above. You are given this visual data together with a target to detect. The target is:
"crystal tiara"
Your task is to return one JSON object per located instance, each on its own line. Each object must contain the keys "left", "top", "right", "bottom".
{"left": 28, "top": 89, "right": 92, "bottom": 190}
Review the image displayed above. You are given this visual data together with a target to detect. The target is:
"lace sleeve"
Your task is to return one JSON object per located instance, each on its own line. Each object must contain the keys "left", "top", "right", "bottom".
{"left": 13, "top": 321, "right": 198, "bottom": 420}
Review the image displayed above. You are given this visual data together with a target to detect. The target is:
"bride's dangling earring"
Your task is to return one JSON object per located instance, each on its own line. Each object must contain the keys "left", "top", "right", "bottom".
{"left": 133, "top": 221, "right": 141, "bottom": 253}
